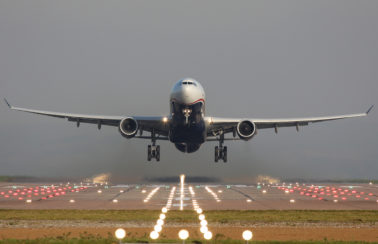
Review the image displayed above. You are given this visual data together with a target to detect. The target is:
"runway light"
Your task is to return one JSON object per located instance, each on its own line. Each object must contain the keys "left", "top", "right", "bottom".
{"left": 150, "top": 231, "right": 159, "bottom": 239}
{"left": 200, "top": 225, "right": 208, "bottom": 234}
{"left": 97, "top": 190, "right": 102, "bottom": 194}
{"left": 290, "top": 199, "right": 295, "bottom": 203}
{"left": 196, "top": 208, "right": 203, "bottom": 214}
{"left": 142, "top": 190, "right": 146, "bottom": 193}
{"left": 199, "top": 214, "right": 205, "bottom": 221}
{"left": 26, "top": 199, "right": 32, "bottom": 203}
{"left": 159, "top": 213, "right": 166, "bottom": 220}
{"left": 262, "top": 190, "right": 267, "bottom": 194}
{"left": 115, "top": 228, "right": 126, "bottom": 240}
{"left": 157, "top": 219, "right": 164, "bottom": 226}
{"left": 178, "top": 229, "right": 189, "bottom": 240}
{"left": 120, "top": 190, "right": 124, "bottom": 193}
{"left": 200, "top": 219, "right": 208, "bottom": 226}
{"left": 246, "top": 199, "right": 252, "bottom": 202}
{"left": 333, "top": 199, "right": 338, "bottom": 203}
{"left": 242, "top": 230, "right": 253, "bottom": 241}
{"left": 162, "top": 117, "right": 168, "bottom": 123}
{"left": 113, "top": 199, "right": 118, "bottom": 203}
{"left": 204, "top": 231, "right": 212, "bottom": 240}
{"left": 69, "top": 199, "right": 75, "bottom": 203}
{"left": 162, "top": 207, "right": 168, "bottom": 213}
{"left": 154, "top": 225, "right": 162, "bottom": 232}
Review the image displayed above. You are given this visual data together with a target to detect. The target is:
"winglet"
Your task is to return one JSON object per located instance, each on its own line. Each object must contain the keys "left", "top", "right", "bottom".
{"left": 366, "top": 105, "right": 374, "bottom": 115}
{"left": 4, "top": 98, "right": 11, "bottom": 108}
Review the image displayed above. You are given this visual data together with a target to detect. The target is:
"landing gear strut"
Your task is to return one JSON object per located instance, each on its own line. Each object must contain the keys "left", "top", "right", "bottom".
{"left": 147, "top": 129, "right": 160, "bottom": 162}
{"left": 214, "top": 134, "right": 227, "bottom": 163}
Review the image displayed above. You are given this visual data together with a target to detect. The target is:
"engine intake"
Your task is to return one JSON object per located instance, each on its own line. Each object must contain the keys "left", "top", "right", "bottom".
{"left": 119, "top": 117, "right": 138, "bottom": 138}
{"left": 237, "top": 120, "right": 256, "bottom": 140}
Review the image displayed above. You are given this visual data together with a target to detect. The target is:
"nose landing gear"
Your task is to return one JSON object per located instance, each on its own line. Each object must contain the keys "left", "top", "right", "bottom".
{"left": 214, "top": 134, "right": 227, "bottom": 163}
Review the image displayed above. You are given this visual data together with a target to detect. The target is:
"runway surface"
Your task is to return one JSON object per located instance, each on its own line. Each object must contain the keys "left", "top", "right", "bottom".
{"left": 1, "top": 181, "right": 377, "bottom": 210}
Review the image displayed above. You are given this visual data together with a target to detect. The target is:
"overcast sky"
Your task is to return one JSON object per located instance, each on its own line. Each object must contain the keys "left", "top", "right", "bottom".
{"left": 0, "top": 1, "right": 377, "bottom": 183}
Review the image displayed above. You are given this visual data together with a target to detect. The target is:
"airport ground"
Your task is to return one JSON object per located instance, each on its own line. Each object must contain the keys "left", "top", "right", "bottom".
{"left": 0, "top": 181, "right": 377, "bottom": 243}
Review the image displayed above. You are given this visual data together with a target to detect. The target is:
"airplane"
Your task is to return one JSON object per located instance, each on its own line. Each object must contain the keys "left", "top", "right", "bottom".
{"left": 4, "top": 78, "right": 373, "bottom": 162}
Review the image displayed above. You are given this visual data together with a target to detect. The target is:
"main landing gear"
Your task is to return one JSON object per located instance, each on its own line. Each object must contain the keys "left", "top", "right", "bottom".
{"left": 147, "top": 129, "right": 160, "bottom": 162}
{"left": 214, "top": 134, "right": 227, "bottom": 163}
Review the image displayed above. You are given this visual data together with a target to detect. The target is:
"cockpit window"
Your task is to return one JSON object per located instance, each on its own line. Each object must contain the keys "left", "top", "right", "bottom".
{"left": 182, "top": 81, "right": 196, "bottom": 86}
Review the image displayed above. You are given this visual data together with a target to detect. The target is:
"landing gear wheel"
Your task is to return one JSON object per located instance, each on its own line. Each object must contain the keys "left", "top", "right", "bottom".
{"left": 223, "top": 146, "right": 227, "bottom": 163}
{"left": 214, "top": 146, "right": 219, "bottom": 163}
{"left": 156, "top": 145, "right": 160, "bottom": 162}
{"left": 147, "top": 145, "right": 152, "bottom": 161}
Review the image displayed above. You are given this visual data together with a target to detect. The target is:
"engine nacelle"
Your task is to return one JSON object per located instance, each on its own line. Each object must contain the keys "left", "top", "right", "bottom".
{"left": 119, "top": 117, "right": 138, "bottom": 138}
{"left": 237, "top": 120, "right": 256, "bottom": 140}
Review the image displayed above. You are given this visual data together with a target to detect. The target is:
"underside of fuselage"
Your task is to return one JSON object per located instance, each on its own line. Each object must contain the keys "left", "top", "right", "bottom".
{"left": 169, "top": 100, "right": 206, "bottom": 153}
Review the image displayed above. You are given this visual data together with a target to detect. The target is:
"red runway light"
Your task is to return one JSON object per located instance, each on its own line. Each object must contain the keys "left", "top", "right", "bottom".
{"left": 27, "top": 195, "right": 31, "bottom": 198}
{"left": 368, "top": 193, "right": 373, "bottom": 196}
{"left": 18, "top": 197, "right": 23, "bottom": 200}
{"left": 312, "top": 195, "right": 317, "bottom": 198}
{"left": 5, "top": 195, "right": 9, "bottom": 198}
{"left": 364, "top": 198, "right": 369, "bottom": 200}
{"left": 334, "top": 195, "right": 338, "bottom": 198}
{"left": 342, "top": 197, "right": 347, "bottom": 200}
{"left": 356, "top": 195, "right": 361, "bottom": 198}
{"left": 42, "top": 197, "right": 46, "bottom": 200}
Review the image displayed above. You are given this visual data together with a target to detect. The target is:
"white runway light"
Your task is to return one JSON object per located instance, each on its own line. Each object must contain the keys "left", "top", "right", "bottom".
{"left": 178, "top": 229, "right": 189, "bottom": 240}
{"left": 200, "top": 225, "right": 208, "bottom": 234}
{"left": 69, "top": 199, "right": 75, "bottom": 203}
{"left": 143, "top": 187, "right": 160, "bottom": 203}
{"left": 205, "top": 186, "right": 221, "bottom": 202}
{"left": 242, "top": 230, "right": 253, "bottom": 241}
{"left": 204, "top": 231, "right": 212, "bottom": 240}
{"left": 154, "top": 225, "right": 162, "bottom": 232}
{"left": 26, "top": 199, "right": 32, "bottom": 203}
{"left": 113, "top": 199, "right": 118, "bottom": 203}
{"left": 150, "top": 231, "right": 159, "bottom": 239}
{"left": 159, "top": 213, "right": 166, "bottom": 220}
{"left": 290, "top": 199, "right": 295, "bottom": 203}
{"left": 115, "top": 228, "right": 126, "bottom": 240}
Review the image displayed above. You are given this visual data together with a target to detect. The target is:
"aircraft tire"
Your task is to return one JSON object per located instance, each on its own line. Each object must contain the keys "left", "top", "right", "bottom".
{"left": 147, "top": 145, "right": 152, "bottom": 161}
{"left": 214, "top": 146, "right": 219, "bottom": 163}
{"left": 223, "top": 146, "right": 227, "bottom": 163}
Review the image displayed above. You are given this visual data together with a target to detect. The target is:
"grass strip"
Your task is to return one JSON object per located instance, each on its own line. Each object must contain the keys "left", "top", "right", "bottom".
{"left": 0, "top": 210, "right": 377, "bottom": 223}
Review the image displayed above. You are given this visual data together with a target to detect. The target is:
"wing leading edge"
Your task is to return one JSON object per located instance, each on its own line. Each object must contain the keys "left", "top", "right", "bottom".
{"left": 4, "top": 98, "right": 168, "bottom": 135}
{"left": 207, "top": 105, "right": 373, "bottom": 135}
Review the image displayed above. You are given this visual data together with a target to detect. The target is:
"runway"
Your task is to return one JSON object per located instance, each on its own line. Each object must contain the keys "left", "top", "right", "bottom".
{"left": 1, "top": 181, "right": 377, "bottom": 210}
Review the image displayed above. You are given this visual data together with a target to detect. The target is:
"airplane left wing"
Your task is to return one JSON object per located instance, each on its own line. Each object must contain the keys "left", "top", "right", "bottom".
{"left": 206, "top": 105, "right": 373, "bottom": 136}
{"left": 4, "top": 99, "right": 169, "bottom": 137}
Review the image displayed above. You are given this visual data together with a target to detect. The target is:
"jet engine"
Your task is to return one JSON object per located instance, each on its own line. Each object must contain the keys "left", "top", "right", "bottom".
{"left": 236, "top": 120, "right": 256, "bottom": 140}
{"left": 119, "top": 117, "right": 138, "bottom": 138}
{"left": 175, "top": 143, "right": 201, "bottom": 153}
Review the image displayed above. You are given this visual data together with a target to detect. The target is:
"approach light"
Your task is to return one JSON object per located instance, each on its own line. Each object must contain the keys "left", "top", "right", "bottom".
{"left": 150, "top": 231, "right": 159, "bottom": 239}
{"left": 204, "top": 231, "right": 212, "bottom": 240}
{"left": 200, "top": 225, "right": 208, "bottom": 234}
{"left": 178, "top": 229, "right": 189, "bottom": 240}
{"left": 157, "top": 219, "right": 164, "bottom": 226}
{"left": 242, "top": 230, "right": 253, "bottom": 241}
{"left": 196, "top": 208, "right": 203, "bottom": 214}
{"left": 162, "top": 207, "right": 168, "bottom": 213}
{"left": 159, "top": 213, "right": 166, "bottom": 220}
{"left": 154, "top": 225, "right": 162, "bottom": 232}
{"left": 199, "top": 214, "right": 205, "bottom": 221}
{"left": 200, "top": 220, "right": 208, "bottom": 226}
{"left": 115, "top": 228, "right": 126, "bottom": 240}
